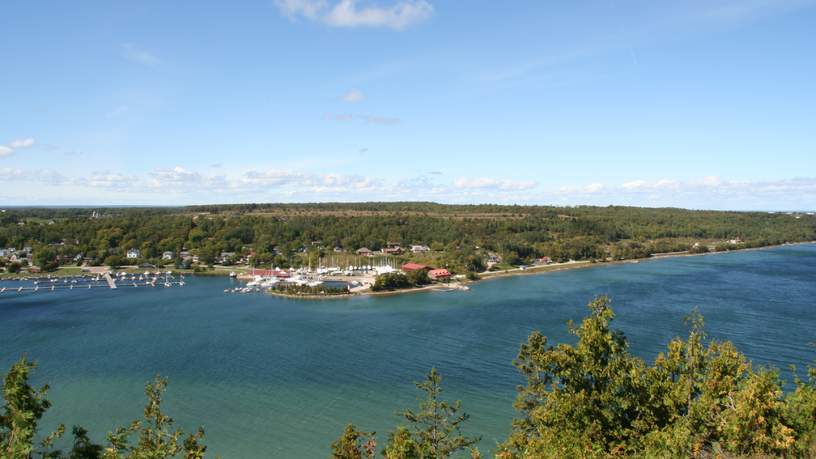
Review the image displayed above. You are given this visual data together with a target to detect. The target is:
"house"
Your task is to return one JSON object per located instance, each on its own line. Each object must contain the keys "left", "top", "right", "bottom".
{"left": 536, "top": 256, "right": 552, "bottom": 265}
{"left": 382, "top": 246, "right": 403, "bottom": 255}
{"left": 486, "top": 251, "right": 502, "bottom": 269}
{"left": 411, "top": 245, "right": 431, "bottom": 254}
{"left": 126, "top": 248, "right": 140, "bottom": 259}
{"left": 73, "top": 253, "right": 84, "bottom": 263}
{"left": 180, "top": 251, "right": 192, "bottom": 260}
{"left": 402, "top": 262, "right": 430, "bottom": 272}
{"left": 162, "top": 251, "right": 175, "bottom": 260}
{"left": 334, "top": 246, "right": 343, "bottom": 253}
{"left": 219, "top": 252, "right": 236, "bottom": 263}
{"left": 428, "top": 268, "right": 452, "bottom": 281}
{"left": 192, "top": 255, "right": 200, "bottom": 263}
{"left": 356, "top": 248, "right": 373, "bottom": 257}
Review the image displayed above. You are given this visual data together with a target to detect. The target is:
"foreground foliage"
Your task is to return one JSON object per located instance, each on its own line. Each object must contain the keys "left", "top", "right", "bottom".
{"left": 497, "top": 297, "right": 816, "bottom": 458}
{"left": 0, "top": 360, "right": 206, "bottom": 459}
{"left": 3, "top": 296, "right": 815, "bottom": 458}
{"left": 333, "top": 368, "right": 481, "bottom": 459}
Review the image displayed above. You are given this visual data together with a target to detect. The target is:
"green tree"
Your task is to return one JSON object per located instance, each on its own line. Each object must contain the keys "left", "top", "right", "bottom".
{"left": 388, "top": 368, "right": 480, "bottom": 459}
{"left": 34, "top": 247, "right": 59, "bottom": 272}
{"left": 405, "top": 269, "right": 430, "bottom": 287}
{"left": 0, "top": 357, "right": 63, "bottom": 458}
{"left": 0, "top": 357, "right": 101, "bottom": 459}
{"left": 103, "top": 376, "right": 206, "bottom": 459}
{"left": 67, "top": 426, "right": 104, "bottom": 459}
{"left": 498, "top": 297, "right": 816, "bottom": 458}
{"left": 330, "top": 424, "right": 376, "bottom": 459}
{"left": 103, "top": 256, "right": 125, "bottom": 269}
{"left": 372, "top": 273, "right": 412, "bottom": 291}
{"left": 382, "top": 427, "right": 422, "bottom": 459}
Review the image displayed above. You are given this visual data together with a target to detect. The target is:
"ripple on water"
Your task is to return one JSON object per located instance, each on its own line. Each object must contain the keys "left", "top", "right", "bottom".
{"left": 1, "top": 244, "right": 815, "bottom": 458}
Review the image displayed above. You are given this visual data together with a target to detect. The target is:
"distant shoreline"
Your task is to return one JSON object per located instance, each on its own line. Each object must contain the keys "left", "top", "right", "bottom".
{"left": 263, "top": 240, "right": 816, "bottom": 300}
{"left": 3, "top": 241, "right": 814, "bottom": 294}
{"left": 473, "top": 240, "right": 816, "bottom": 285}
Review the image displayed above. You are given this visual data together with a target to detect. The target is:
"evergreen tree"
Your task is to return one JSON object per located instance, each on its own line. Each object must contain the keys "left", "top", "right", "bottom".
{"left": 389, "top": 368, "right": 480, "bottom": 459}
{"left": 103, "top": 377, "right": 206, "bottom": 459}
{"left": 330, "top": 424, "right": 376, "bottom": 459}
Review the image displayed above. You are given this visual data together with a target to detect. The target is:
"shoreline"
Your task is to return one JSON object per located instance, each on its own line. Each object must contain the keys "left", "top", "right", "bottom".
{"left": 266, "top": 282, "right": 466, "bottom": 300}
{"left": 263, "top": 240, "right": 816, "bottom": 300}
{"left": 3, "top": 241, "right": 814, "bottom": 292}
{"left": 473, "top": 240, "right": 816, "bottom": 285}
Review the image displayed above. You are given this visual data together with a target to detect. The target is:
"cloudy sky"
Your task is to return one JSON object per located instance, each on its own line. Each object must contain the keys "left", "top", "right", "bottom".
{"left": 1, "top": 0, "right": 815, "bottom": 209}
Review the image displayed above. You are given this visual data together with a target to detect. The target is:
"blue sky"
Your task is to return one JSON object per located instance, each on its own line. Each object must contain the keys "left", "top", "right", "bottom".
{"left": 1, "top": 0, "right": 815, "bottom": 209}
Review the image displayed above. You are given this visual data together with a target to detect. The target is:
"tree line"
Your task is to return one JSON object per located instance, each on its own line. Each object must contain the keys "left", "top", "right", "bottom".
{"left": 3, "top": 297, "right": 815, "bottom": 458}
{"left": 1, "top": 204, "right": 814, "bottom": 274}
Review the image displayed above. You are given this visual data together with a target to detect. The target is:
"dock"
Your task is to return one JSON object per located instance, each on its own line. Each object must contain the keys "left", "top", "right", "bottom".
{"left": 0, "top": 272, "right": 185, "bottom": 295}
{"left": 103, "top": 272, "right": 117, "bottom": 289}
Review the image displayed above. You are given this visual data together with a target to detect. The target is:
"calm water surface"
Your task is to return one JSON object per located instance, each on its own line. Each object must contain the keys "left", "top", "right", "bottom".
{"left": 2, "top": 244, "right": 815, "bottom": 457}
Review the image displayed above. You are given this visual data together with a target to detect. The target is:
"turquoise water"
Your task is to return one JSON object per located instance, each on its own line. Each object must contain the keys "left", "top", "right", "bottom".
{"left": 2, "top": 244, "right": 816, "bottom": 457}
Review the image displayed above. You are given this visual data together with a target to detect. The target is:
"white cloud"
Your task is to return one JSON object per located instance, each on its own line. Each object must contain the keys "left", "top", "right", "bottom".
{"left": 121, "top": 43, "right": 159, "bottom": 66}
{"left": 325, "top": 0, "right": 433, "bottom": 29}
{"left": 584, "top": 183, "right": 604, "bottom": 193}
{"left": 3, "top": 167, "right": 814, "bottom": 211}
{"left": 241, "top": 169, "right": 305, "bottom": 187}
{"left": 558, "top": 182, "right": 605, "bottom": 194}
{"left": 80, "top": 171, "right": 140, "bottom": 190}
{"left": 621, "top": 178, "right": 681, "bottom": 191}
{"left": 277, "top": 0, "right": 325, "bottom": 18}
{"left": 454, "top": 177, "right": 538, "bottom": 191}
{"left": 700, "top": 175, "right": 722, "bottom": 187}
{"left": 0, "top": 168, "right": 24, "bottom": 179}
{"left": 341, "top": 89, "right": 364, "bottom": 103}
{"left": 9, "top": 138, "right": 35, "bottom": 149}
{"left": 276, "top": 0, "right": 433, "bottom": 30}
{"left": 0, "top": 138, "right": 36, "bottom": 158}
{"left": 622, "top": 179, "right": 647, "bottom": 190}
{"left": 0, "top": 168, "right": 66, "bottom": 185}
{"left": 149, "top": 166, "right": 206, "bottom": 190}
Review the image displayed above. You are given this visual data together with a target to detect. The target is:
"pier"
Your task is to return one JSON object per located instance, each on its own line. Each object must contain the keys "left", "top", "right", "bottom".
{"left": 0, "top": 272, "right": 185, "bottom": 295}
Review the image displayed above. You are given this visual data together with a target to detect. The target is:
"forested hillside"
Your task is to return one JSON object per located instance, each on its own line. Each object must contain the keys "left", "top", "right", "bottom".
{"left": 1, "top": 203, "right": 814, "bottom": 272}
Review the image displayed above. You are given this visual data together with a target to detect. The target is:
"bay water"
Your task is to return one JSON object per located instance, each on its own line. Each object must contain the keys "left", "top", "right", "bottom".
{"left": 2, "top": 244, "right": 815, "bottom": 457}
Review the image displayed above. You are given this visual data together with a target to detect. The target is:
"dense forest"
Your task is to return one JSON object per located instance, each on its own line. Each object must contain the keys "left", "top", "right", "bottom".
{"left": 1, "top": 203, "right": 814, "bottom": 273}
{"left": 3, "top": 297, "right": 815, "bottom": 458}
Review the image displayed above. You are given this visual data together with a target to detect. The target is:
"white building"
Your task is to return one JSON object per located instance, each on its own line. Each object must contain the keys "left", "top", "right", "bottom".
{"left": 126, "top": 248, "right": 140, "bottom": 259}
{"left": 411, "top": 245, "right": 431, "bottom": 253}
{"left": 162, "top": 251, "right": 175, "bottom": 260}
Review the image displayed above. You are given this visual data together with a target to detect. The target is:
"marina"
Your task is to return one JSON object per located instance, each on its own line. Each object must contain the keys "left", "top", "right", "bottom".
{"left": 226, "top": 255, "right": 400, "bottom": 294}
{"left": 0, "top": 271, "right": 185, "bottom": 295}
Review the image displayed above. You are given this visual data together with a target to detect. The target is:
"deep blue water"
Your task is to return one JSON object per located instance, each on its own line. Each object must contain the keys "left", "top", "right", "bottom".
{"left": 1, "top": 244, "right": 815, "bottom": 458}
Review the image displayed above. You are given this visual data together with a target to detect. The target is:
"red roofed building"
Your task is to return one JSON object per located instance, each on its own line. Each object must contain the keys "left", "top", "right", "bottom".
{"left": 251, "top": 269, "right": 291, "bottom": 278}
{"left": 402, "top": 262, "right": 430, "bottom": 272}
{"left": 428, "top": 268, "right": 451, "bottom": 281}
